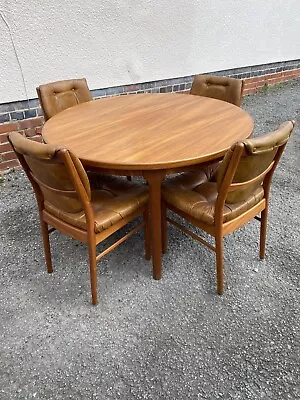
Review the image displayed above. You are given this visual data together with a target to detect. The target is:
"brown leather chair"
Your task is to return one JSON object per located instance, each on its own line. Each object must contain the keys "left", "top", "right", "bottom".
{"left": 190, "top": 75, "right": 244, "bottom": 106}
{"left": 37, "top": 78, "right": 132, "bottom": 181}
{"left": 8, "top": 132, "right": 150, "bottom": 305}
{"left": 161, "top": 121, "right": 295, "bottom": 294}
{"left": 36, "top": 78, "right": 93, "bottom": 121}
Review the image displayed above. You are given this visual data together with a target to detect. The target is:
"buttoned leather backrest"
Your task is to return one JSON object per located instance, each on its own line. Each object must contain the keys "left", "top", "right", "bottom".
{"left": 37, "top": 78, "right": 93, "bottom": 121}
{"left": 217, "top": 121, "right": 295, "bottom": 203}
{"left": 190, "top": 75, "right": 244, "bottom": 106}
{"left": 8, "top": 132, "right": 91, "bottom": 213}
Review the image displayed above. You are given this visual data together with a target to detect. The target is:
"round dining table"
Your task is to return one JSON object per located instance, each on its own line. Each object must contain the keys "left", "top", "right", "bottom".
{"left": 42, "top": 93, "right": 254, "bottom": 280}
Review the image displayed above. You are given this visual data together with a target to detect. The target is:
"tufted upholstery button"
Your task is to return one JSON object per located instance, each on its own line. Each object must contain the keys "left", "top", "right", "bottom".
{"left": 36, "top": 78, "right": 93, "bottom": 121}
{"left": 162, "top": 167, "right": 264, "bottom": 224}
{"left": 190, "top": 74, "right": 244, "bottom": 106}
{"left": 45, "top": 173, "right": 149, "bottom": 232}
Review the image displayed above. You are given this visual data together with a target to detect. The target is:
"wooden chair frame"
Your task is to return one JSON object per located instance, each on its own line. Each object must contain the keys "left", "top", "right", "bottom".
{"left": 9, "top": 136, "right": 150, "bottom": 305}
{"left": 162, "top": 129, "right": 292, "bottom": 295}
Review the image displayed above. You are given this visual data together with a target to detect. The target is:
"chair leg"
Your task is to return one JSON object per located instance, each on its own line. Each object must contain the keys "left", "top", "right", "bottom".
{"left": 260, "top": 208, "right": 268, "bottom": 259}
{"left": 161, "top": 201, "right": 168, "bottom": 254}
{"left": 88, "top": 240, "right": 98, "bottom": 305}
{"left": 40, "top": 220, "right": 53, "bottom": 273}
{"left": 143, "top": 209, "right": 151, "bottom": 260}
{"left": 215, "top": 231, "right": 224, "bottom": 295}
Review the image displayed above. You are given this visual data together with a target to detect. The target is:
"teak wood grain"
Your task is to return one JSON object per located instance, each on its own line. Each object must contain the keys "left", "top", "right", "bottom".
{"left": 42, "top": 93, "right": 254, "bottom": 279}
{"left": 43, "top": 93, "right": 253, "bottom": 170}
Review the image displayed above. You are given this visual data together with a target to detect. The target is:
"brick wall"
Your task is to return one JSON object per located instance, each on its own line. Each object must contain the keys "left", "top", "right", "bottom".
{"left": 1, "top": 59, "right": 300, "bottom": 173}
{"left": 0, "top": 118, "right": 43, "bottom": 172}
{"left": 243, "top": 68, "right": 300, "bottom": 95}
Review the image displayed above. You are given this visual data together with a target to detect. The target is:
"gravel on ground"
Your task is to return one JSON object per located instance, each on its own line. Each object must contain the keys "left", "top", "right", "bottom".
{"left": 0, "top": 79, "right": 299, "bottom": 400}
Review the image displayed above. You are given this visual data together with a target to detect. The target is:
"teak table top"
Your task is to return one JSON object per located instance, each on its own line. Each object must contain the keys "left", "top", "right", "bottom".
{"left": 42, "top": 93, "right": 254, "bottom": 170}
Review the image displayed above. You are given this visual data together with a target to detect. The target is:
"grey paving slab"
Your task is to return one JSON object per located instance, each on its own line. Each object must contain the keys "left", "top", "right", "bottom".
{"left": 0, "top": 80, "right": 299, "bottom": 400}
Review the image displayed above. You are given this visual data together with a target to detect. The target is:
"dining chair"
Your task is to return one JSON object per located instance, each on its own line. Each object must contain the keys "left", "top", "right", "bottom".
{"left": 161, "top": 121, "right": 295, "bottom": 294}
{"left": 36, "top": 78, "right": 93, "bottom": 121}
{"left": 190, "top": 74, "right": 244, "bottom": 107}
{"left": 37, "top": 78, "right": 133, "bottom": 182}
{"left": 8, "top": 132, "right": 150, "bottom": 305}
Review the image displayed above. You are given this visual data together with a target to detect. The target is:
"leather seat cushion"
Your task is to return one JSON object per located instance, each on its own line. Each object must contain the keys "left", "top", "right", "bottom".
{"left": 44, "top": 174, "right": 148, "bottom": 233}
{"left": 162, "top": 171, "right": 264, "bottom": 225}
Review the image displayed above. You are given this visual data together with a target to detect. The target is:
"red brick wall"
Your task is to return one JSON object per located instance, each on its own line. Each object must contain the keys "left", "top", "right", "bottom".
{"left": 243, "top": 68, "right": 300, "bottom": 95}
{"left": 0, "top": 117, "right": 44, "bottom": 172}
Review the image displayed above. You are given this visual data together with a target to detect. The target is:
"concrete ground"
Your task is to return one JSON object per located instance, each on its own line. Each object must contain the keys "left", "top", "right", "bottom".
{"left": 0, "top": 79, "right": 299, "bottom": 400}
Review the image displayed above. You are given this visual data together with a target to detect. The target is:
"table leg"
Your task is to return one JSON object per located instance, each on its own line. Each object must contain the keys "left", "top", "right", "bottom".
{"left": 143, "top": 170, "right": 166, "bottom": 280}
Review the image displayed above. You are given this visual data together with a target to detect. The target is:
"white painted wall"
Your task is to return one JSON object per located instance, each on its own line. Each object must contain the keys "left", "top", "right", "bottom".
{"left": 0, "top": 0, "right": 299, "bottom": 103}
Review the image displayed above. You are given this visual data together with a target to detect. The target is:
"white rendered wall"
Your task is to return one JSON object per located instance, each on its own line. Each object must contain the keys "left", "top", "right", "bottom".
{"left": 0, "top": 0, "right": 299, "bottom": 103}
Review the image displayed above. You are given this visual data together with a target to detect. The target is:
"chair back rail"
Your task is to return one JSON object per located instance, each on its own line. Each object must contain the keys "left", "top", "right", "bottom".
{"left": 216, "top": 121, "right": 295, "bottom": 209}
{"left": 8, "top": 132, "right": 92, "bottom": 217}
{"left": 227, "top": 161, "right": 275, "bottom": 192}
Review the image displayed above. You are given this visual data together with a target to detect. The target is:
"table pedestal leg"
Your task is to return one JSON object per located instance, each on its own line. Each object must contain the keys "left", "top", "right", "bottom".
{"left": 143, "top": 170, "right": 166, "bottom": 280}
